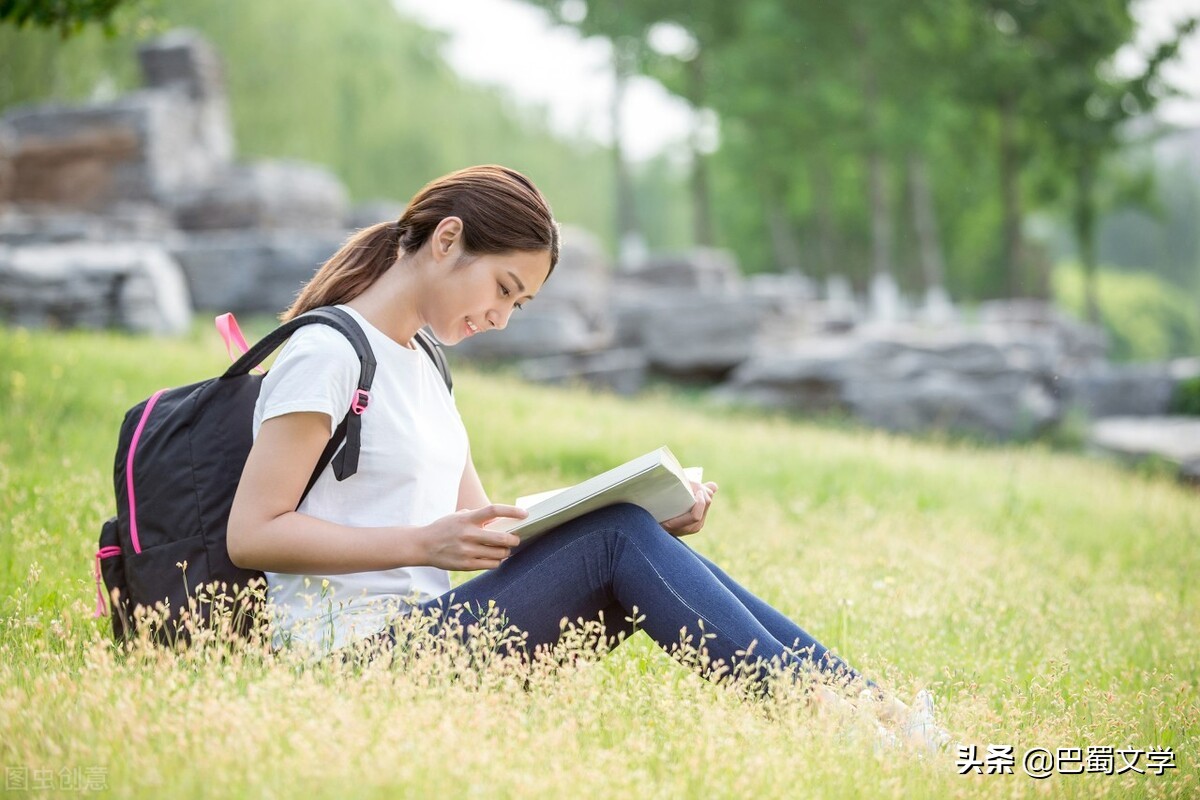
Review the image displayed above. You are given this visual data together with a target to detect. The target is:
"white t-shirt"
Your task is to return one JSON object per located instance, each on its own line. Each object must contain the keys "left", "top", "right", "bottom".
{"left": 252, "top": 305, "right": 467, "bottom": 654}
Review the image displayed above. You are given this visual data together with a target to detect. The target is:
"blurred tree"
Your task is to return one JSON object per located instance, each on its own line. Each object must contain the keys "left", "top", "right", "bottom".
{"left": 0, "top": 0, "right": 137, "bottom": 37}
{"left": 532, "top": 0, "right": 743, "bottom": 255}
{"left": 707, "top": 0, "right": 859, "bottom": 277}
{"left": 1030, "top": 2, "right": 1195, "bottom": 321}
{"left": 531, "top": 0, "right": 653, "bottom": 263}
{"left": 1097, "top": 142, "right": 1200, "bottom": 297}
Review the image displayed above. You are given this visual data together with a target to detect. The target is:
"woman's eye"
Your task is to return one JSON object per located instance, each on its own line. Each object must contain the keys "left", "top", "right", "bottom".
{"left": 501, "top": 284, "right": 522, "bottom": 309}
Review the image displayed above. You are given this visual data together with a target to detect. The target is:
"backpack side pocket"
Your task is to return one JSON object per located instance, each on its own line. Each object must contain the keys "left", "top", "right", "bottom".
{"left": 96, "top": 516, "right": 132, "bottom": 642}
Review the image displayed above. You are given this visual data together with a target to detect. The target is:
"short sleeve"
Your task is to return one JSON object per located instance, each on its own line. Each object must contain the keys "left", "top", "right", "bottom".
{"left": 258, "top": 324, "right": 359, "bottom": 437}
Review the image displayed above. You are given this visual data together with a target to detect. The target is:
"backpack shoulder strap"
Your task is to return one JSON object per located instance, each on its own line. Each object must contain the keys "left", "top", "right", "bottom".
{"left": 413, "top": 329, "right": 453, "bottom": 394}
{"left": 224, "top": 308, "right": 453, "bottom": 506}
{"left": 223, "top": 308, "right": 376, "bottom": 503}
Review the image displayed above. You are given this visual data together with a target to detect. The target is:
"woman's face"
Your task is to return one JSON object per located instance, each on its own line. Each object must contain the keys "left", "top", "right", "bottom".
{"left": 425, "top": 248, "right": 552, "bottom": 346}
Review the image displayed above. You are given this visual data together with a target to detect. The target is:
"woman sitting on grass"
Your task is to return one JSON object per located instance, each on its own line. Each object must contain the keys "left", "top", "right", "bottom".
{"left": 226, "top": 164, "right": 948, "bottom": 751}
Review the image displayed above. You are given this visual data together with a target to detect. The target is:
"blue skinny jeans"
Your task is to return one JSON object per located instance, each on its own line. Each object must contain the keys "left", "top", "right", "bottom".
{"left": 391, "top": 503, "right": 869, "bottom": 691}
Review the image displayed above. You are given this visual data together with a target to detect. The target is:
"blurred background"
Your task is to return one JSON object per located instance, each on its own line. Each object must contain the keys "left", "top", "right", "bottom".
{"left": 1, "top": 0, "right": 1199, "bottom": 468}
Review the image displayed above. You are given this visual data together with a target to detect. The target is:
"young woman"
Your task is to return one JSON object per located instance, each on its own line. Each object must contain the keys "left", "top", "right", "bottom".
{"left": 226, "top": 165, "right": 948, "bottom": 750}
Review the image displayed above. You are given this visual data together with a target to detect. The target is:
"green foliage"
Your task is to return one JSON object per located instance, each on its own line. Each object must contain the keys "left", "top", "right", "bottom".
{"left": 1052, "top": 261, "right": 1200, "bottom": 360}
{"left": 0, "top": 0, "right": 132, "bottom": 36}
{"left": 527, "top": 0, "right": 1198, "bottom": 305}
{"left": 1170, "top": 376, "right": 1200, "bottom": 416}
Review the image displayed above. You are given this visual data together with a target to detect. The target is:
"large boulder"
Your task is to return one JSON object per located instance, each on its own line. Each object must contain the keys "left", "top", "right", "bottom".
{"left": 171, "top": 229, "right": 347, "bottom": 313}
{"left": 520, "top": 348, "right": 648, "bottom": 395}
{"left": 4, "top": 93, "right": 212, "bottom": 210}
{"left": 978, "top": 298, "right": 1108, "bottom": 368}
{"left": 639, "top": 294, "right": 776, "bottom": 379}
{"left": 0, "top": 242, "right": 191, "bottom": 334}
{"left": 171, "top": 160, "right": 349, "bottom": 231}
{"left": 3, "top": 31, "right": 233, "bottom": 212}
{"left": 0, "top": 204, "right": 177, "bottom": 246}
{"left": 1064, "top": 363, "right": 1183, "bottom": 418}
{"left": 1089, "top": 416, "right": 1200, "bottom": 475}
{"left": 709, "top": 337, "right": 866, "bottom": 410}
{"left": 714, "top": 331, "right": 1061, "bottom": 439}
{"left": 618, "top": 247, "right": 740, "bottom": 291}
{"left": 844, "top": 365, "right": 1057, "bottom": 439}
{"left": 136, "top": 29, "right": 233, "bottom": 163}
{"left": 0, "top": 30, "right": 233, "bottom": 213}
{"left": 536, "top": 225, "right": 611, "bottom": 332}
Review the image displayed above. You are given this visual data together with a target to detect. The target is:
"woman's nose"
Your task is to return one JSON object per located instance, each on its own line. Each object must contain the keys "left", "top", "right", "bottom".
{"left": 487, "top": 308, "right": 511, "bottom": 330}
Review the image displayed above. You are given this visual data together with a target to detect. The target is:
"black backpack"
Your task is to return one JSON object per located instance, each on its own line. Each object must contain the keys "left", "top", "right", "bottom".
{"left": 93, "top": 306, "right": 452, "bottom": 647}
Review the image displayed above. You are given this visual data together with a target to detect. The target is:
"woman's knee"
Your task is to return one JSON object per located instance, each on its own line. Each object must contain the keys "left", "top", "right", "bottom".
{"left": 539, "top": 503, "right": 668, "bottom": 555}
{"left": 587, "top": 502, "right": 663, "bottom": 538}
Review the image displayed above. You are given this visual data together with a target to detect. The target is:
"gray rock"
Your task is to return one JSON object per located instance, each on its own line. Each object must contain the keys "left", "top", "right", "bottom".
{"left": 979, "top": 298, "right": 1108, "bottom": 367}
{"left": 1089, "top": 416, "right": 1200, "bottom": 466}
{"left": 170, "top": 229, "right": 347, "bottom": 313}
{"left": 1064, "top": 363, "right": 1177, "bottom": 418}
{"left": 857, "top": 336, "right": 1012, "bottom": 378}
{"left": 0, "top": 242, "right": 191, "bottom": 334}
{"left": 714, "top": 337, "right": 867, "bottom": 410}
{"left": 539, "top": 224, "right": 611, "bottom": 330}
{"left": 138, "top": 29, "right": 228, "bottom": 101}
{"left": 520, "top": 348, "right": 648, "bottom": 395}
{"left": 744, "top": 272, "right": 817, "bottom": 345}
{"left": 640, "top": 294, "right": 774, "bottom": 379}
{"left": 3, "top": 90, "right": 232, "bottom": 210}
{"left": 1170, "top": 357, "right": 1200, "bottom": 382}
{"left": 845, "top": 368, "right": 1056, "bottom": 439}
{"left": 136, "top": 29, "right": 233, "bottom": 166}
{"left": 610, "top": 284, "right": 678, "bottom": 348}
{"left": 745, "top": 272, "right": 817, "bottom": 307}
{"left": 0, "top": 204, "right": 177, "bottom": 245}
{"left": 714, "top": 331, "right": 1061, "bottom": 438}
{"left": 171, "top": 160, "right": 349, "bottom": 231}
{"left": 619, "top": 247, "right": 740, "bottom": 291}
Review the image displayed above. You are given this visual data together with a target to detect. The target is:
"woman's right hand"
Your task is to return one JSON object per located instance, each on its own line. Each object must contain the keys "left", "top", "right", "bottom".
{"left": 419, "top": 504, "right": 527, "bottom": 571}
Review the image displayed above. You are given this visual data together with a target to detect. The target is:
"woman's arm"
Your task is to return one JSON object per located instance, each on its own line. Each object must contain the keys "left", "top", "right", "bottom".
{"left": 227, "top": 413, "right": 524, "bottom": 573}
{"left": 457, "top": 446, "right": 490, "bottom": 511}
{"left": 227, "top": 411, "right": 429, "bottom": 574}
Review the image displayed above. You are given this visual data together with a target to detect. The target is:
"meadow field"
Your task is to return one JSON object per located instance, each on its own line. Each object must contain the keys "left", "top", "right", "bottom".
{"left": 1, "top": 324, "right": 1196, "bottom": 799}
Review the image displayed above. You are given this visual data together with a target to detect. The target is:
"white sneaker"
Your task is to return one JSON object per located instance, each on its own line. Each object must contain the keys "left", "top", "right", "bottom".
{"left": 902, "top": 689, "right": 952, "bottom": 753}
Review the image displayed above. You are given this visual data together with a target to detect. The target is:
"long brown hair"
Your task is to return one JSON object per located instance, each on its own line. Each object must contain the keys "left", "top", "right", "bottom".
{"left": 283, "top": 165, "right": 559, "bottom": 321}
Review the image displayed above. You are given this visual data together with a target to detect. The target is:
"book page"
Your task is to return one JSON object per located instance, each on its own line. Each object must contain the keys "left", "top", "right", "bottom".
{"left": 515, "top": 467, "right": 704, "bottom": 509}
{"left": 489, "top": 447, "right": 700, "bottom": 541}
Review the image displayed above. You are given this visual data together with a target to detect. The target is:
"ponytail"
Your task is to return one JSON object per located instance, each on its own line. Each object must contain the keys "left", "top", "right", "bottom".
{"left": 282, "top": 221, "right": 399, "bottom": 321}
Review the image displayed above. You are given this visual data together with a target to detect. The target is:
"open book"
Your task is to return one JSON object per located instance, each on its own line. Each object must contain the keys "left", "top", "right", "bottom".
{"left": 488, "top": 446, "right": 703, "bottom": 542}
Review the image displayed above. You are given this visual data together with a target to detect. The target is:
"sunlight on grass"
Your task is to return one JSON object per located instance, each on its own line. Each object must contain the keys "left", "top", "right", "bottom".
{"left": 1, "top": 325, "right": 1197, "bottom": 798}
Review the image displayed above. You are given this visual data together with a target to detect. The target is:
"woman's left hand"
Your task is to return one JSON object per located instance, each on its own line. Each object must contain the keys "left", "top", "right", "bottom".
{"left": 661, "top": 480, "right": 718, "bottom": 537}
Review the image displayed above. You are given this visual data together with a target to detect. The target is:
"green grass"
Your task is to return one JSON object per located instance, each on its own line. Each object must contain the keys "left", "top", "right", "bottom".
{"left": 1, "top": 324, "right": 1198, "bottom": 799}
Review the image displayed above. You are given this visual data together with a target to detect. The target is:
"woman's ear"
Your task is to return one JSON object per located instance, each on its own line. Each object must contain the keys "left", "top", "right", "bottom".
{"left": 431, "top": 216, "right": 464, "bottom": 264}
